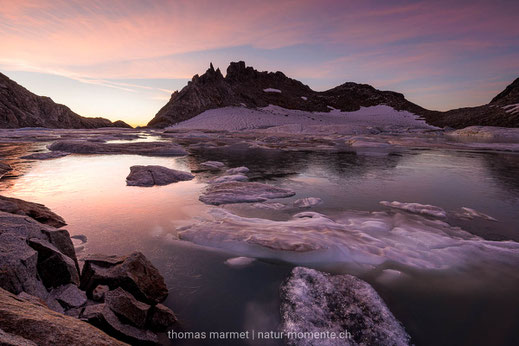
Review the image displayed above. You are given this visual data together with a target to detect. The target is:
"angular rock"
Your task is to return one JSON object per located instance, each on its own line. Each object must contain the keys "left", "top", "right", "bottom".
{"left": 81, "top": 304, "right": 158, "bottom": 345}
{"left": 105, "top": 287, "right": 150, "bottom": 328}
{"left": 27, "top": 238, "right": 79, "bottom": 288}
{"left": 93, "top": 284, "right": 110, "bottom": 302}
{"left": 280, "top": 267, "right": 410, "bottom": 346}
{"left": 0, "top": 195, "right": 66, "bottom": 228}
{"left": 48, "top": 140, "right": 187, "bottom": 157}
{"left": 199, "top": 181, "right": 295, "bottom": 205}
{"left": 148, "top": 304, "right": 177, "bottom": 331}
{"left": 40, "top": 228, "right": 79, "bottom": 271}
{"left": 126, "top": 165, "right": 194, "bottom": 187}
{"left": 50, "top": 284, "right": 87, "bottom": 309}
{"left": 0, "top": 233, "right": 47, "bottom": 299}
{"left": 80, "top": 252, "right": 168, "bottom": 304}
{"left": 0, "top": 288, "right": 127, "bottom": 346}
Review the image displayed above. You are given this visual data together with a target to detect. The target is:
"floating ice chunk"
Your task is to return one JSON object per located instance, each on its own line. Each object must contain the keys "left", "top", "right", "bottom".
{"left": 263, "top": 88, "right": 281, "bottom": 93}
{"left": 280, "top": 267, "right": 410, "bottom": 346}
{"left": 380, "top": 201, "right": 447, "bottom": 218}
{"left": 225, "top": 166, "right": 249, "bottom": 175}
{"left": 456, "top": 207, "right": 497, "bottom": 221}
{"left": 376, "top": 269, "right": 407, "bottom": 284}
{"left": 200, "top": 161, "right": 225, "bottom": 170}
{"left": 224, "top": 257, "right": 256, "bottom": 267}
{"left": 210, "top": 174, "right": 249, "bottom": 184}
{"left": 178, "top": 208, "right": 519, "bottom": 270}
{"left": 199, "top": 182, "right": 295, "bottom": 205}
{"left": 293, "top": 197, "right": 322, "bottom": 208}
{"left": 252, "top": 202, "right": 287, "bottom": 210}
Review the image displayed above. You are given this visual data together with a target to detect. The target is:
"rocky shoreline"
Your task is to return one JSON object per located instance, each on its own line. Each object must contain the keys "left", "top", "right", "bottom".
{"left": 0, "top": 195, "right": 176, "bottom": 345}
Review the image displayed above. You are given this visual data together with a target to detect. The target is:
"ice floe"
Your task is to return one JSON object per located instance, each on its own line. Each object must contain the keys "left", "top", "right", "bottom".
{"left": 280, "top": 267, "right": 410, "bottom": 346}
{"left": 293, "top": 197, "right": 322, "bottom": 208}
{"left": 177, "top": 208, "right": 519, "bottom": 271}
{"left": 224, "top": 257, "right": 256, "bottom": 267}
{"left": 380, "top": 201, "right": 447, "bottom": 218}
{"left": 199, "top": 182, "right": 295, "bottom": 205}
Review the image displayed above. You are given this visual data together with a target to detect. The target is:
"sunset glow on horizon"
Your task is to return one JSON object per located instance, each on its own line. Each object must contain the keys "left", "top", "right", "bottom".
{"left": 1, "top": 0, "right": 518, "bottom": 126}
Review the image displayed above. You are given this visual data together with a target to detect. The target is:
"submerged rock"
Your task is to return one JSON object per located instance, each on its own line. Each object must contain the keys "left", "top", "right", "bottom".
{"left": 280, "top": 267, "right": 410, "bottom": 346}
{"left": 380, "top": 200, "right": 447, "bottom": 218}
{"left": 0, "top": 288, "right": 127, "bottom": 346}
{"left": 225, "top": 166, "right": 249, "bottom": 175}
{"left": 21, "top": 151, "right": 70, "bottom": 160}
{"left": 293, "top": 197, "right": 322, "bottom": 208}
{"left": 80, "top": 252, "right": 168, "bottom": 304}
{"left": 126, "top": 165, "right": 194, "bottom": 187}
{"left": 48, "top": 140, "right": 187, "bottom": 157}
{"left": 0, "top": 195, "right": 66, "bottom": 228}
{"left": 199, "top": 181, "right": 295, "bottom": 205}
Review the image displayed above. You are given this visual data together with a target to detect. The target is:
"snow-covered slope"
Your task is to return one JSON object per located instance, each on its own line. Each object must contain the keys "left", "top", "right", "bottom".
{"left": 167, "top": 105, "right": 438, "bottom": 133}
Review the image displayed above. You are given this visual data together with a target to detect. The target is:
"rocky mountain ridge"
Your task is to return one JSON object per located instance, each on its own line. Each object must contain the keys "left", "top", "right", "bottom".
{"left": 148, "top": 61, "right": 519, "bottom": 129}
{"left": 0, "top": 72, "right": 131, "bottom": 129}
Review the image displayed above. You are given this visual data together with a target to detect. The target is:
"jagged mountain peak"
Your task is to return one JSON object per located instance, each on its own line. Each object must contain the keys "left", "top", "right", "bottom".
{"left": 490, "top": 77, "right": 519, "bottom": 104}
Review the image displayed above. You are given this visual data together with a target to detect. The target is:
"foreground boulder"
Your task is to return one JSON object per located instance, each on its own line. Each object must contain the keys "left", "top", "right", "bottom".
{"left": 199, "top": 181, "right": 295, "bottom": 205}
{"left": 0, "top": 195, "right": 66, "bottom": 228}
{"left": 80, "top": 252, "right": 168, "bottom": 304}
{"left": 280, "top": 267, "right": 410, "bottom": 346}
{"left": 105, "top": 287, "right": 150, "bottom": 328}
{"left": 126, "top": 165, "right": 194, "bottom": 187}
{"left": 0, "top": 288, "right": 127, "bottom": 346}
{"left": 48, "top": 140, "right": 187, "bottom": 157}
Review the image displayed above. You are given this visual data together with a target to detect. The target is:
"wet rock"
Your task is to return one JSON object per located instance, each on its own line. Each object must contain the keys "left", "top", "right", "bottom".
{"left": 225, "top": 166, "right": 249, "bottom": 175}
{"left": 148, "top": 304, "right": 177, "bottom": 332}
{"left": 21, "top": 151, "right": 70, "bottom": 160}
{"left": 0, "top": 195, "right": 66, "bottom": 228}
{"left": 200, "top": 161, "right": 225, "bottom": 170}
{"left": 209, "top": 174, "right": 248, "bottom": 184}
{"left": 50, "top": 284, "right": 87, "bottom": 309}
{"left": 280, "top": 267, "right": 410, "bottom": 346}
{"left": 80, "top": 252, "right": 168, "bottom": 304}
{"left": 48, "top": 140, "right": 187, "bottom": 157}
{"left": 126, "top": 165, "right": 194, "bottom": 187}
{"left": 0, "top": 328, "right": 38, "bottom": 346}
{"left": 199, "top": 181, "right": 295, "bottom": 205}
{"left": 0, "top": 162, "right": 12, "bottom": 179}
{"left": 81, "top": 304, "right": 158, "bottom": 345}
{"left": 27, "top": 238, "right": 80, "bottom": 288}
{"left": 0, "top": 288, "right": 127, "bottom": 346}
{"left": 293, "top": 197, "right": 322, "bottom": 208}
{"left": 0, "top": 233, "right": 47, "bottom": 299}
{"left": 93, "top": 284, "right": 110, "bottom": 302}
{"left": 105, "top": 287, "right": 150, "bottom": 328}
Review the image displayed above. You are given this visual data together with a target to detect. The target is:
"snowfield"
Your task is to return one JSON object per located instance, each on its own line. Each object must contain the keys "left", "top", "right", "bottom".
{"left": 167, "top": 105, "right": 439, "bottom": 132}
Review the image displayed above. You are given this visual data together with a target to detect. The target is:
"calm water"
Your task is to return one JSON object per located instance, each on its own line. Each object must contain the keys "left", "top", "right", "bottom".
{"left": 1, "top": 141, "right": 519, "bottom": 346}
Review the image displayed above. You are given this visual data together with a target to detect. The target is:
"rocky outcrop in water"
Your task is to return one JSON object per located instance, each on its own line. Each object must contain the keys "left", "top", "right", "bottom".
{"left": 126, "top": 165, "right": 194, "bottom": 186}
{"left": 48, "top": 140, "right": 187, "bottom": 156}
{"left": 0, "top": 72, "right": 131, "bottom": 129}
{"left": 148, "top": 61, "right": 519, "bottom": 129}
{"left": 199, "top": 181, "right": 295, "bottom": 205}
{"left": 280, "top": 267, "right": 410, "bottom": 346}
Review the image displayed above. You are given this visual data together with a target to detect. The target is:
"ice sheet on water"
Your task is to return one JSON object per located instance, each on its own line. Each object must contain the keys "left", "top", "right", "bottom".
{"left": 177, "top": 208, "right": 519, "bottom": 271}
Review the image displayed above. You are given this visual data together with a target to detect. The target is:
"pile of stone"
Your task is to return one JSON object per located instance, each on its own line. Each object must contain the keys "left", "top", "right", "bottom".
{"left": 0, "top": 196, "right": 176, "bottom": 345}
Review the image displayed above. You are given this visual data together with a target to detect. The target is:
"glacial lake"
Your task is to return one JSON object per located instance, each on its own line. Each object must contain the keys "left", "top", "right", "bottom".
{"left": 1, "top": 138, "right": 519, "bottom": 346}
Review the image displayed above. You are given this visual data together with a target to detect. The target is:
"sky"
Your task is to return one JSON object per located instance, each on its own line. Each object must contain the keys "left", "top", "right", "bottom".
{"left": 1, "top": 0, "right": 518, "bottom": 127}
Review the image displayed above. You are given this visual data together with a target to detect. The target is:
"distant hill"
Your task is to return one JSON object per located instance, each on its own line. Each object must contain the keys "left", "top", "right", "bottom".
{"left": 148, "top": 61, "right": 519, "bottom": 129}
{"left": 0, "top": 72, "right": 131, "bottom": 129}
